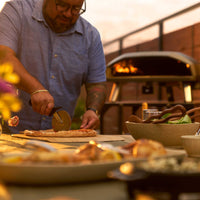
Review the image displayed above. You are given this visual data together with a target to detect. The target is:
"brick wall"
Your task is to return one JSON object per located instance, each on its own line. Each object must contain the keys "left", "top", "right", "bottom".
{"left": 101, "top": 22, "right": 200, "bottom": 135}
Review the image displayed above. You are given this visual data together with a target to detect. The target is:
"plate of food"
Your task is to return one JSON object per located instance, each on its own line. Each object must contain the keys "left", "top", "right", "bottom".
{"left": 0, "top": 139, "right": 185, "bottom": 185}
{"left": 109, "top": 157, "right": 200, "bottom": 197}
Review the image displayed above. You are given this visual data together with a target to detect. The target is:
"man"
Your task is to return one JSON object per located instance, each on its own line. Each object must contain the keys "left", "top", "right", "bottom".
{"left": 0, "top": 0, "right": 107, "bottom": 133}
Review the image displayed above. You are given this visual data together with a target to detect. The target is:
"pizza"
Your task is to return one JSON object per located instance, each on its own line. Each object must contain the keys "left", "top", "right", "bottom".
{"left": 24, "top": 129, "right": 97, "bottom": 137}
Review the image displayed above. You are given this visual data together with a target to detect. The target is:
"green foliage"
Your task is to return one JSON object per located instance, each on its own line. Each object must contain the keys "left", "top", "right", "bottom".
{"left": 167, "top": 114, "right": 192, "bottom": 124}
{"left": 71, "top": 98, "right": 85, "bottom": 130}
{"left": 73, "top": 98, "right": 85, "bottom": 118}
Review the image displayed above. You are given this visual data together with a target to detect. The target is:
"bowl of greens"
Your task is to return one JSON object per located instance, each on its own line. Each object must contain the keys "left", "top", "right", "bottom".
{"left": 125, "top": 114, "right": 200, "bottom": 147}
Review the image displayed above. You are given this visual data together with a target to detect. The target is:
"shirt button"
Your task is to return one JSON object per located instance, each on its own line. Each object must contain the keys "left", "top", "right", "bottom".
{"left": 54, "top": 54, "right": 58, "bottom": 58}
{"left": 51, "top": 75, "right": 55, "bottom": 79}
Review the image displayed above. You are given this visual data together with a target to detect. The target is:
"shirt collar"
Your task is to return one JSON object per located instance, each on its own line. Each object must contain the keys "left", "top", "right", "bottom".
{"left": 32, "top": 0, "right": 45, "bottom": 22}
{"left": 32, "top": 0, "right": 83, "bottom": 35}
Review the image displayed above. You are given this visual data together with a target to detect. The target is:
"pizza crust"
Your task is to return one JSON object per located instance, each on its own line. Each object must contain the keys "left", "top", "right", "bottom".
{"left": 24, "top": 129, "right": 97, "bottom": 137}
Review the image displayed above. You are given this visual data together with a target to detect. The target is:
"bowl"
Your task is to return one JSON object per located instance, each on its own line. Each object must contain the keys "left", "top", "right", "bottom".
{"left": 125, "top": 121, "right": 200, "bottom": 147}
{"left": 181, "top": 135, "right": 200, "bottom": 157}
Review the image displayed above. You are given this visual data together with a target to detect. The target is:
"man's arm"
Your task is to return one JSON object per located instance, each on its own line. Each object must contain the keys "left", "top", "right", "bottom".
{"left": 0, "top": 45, "right": 54, "bottom": 115}
{"left": 80, "top": 82, "right": 107, "bottom": 129}
{"left": 85, "top": 82, "right": 107, "bottom": 113}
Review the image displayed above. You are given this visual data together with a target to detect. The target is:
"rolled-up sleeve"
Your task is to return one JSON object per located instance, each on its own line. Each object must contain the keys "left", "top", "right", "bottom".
{"left": 87, "top": 27, "right": 106, "bottom": 83}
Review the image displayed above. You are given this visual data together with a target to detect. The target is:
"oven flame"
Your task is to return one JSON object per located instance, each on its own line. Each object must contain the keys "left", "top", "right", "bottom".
{"left": 113, "top": 62, "right": 138, "bottom": 75}
{"left": 186, "top": 63, "right": 190, "bottom": 68}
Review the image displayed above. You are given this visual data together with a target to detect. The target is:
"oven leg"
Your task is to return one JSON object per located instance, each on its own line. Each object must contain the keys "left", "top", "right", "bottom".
{"left": 166, "top": 86, "right": 174, "bottom": 102}
{"left": 100, "top": 104, "right": 109, "bottom": 134}
{"left": 118, "top": 104, "right": 123, "bottom": 134}
{"left": 158, "top": 83, "right": 164, "bottom": 100}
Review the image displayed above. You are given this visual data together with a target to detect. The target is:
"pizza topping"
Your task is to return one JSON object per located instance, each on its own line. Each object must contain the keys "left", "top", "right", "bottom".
{"left": 8, "top": 115, "right": 19, "bottom": 127}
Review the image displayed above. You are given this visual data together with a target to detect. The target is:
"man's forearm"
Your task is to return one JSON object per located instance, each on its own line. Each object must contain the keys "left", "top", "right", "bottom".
{"left": 0, "top": 45, "right": 45, "bottom": 94}
{"left": 85, "top": 82, "right": 107, "bottom": 114}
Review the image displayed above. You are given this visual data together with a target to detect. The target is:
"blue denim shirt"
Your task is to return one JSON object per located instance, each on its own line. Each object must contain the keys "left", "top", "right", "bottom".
{"left": 0, "top": 0, "right": 106, "bottom": 132}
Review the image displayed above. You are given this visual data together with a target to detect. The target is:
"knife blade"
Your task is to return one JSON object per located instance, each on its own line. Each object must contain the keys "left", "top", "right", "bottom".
{"left": 29, "top": 100, "right": 71, "bottom": 131}
{"left": 51, "top": 109, "right": 71, "bottom": 132}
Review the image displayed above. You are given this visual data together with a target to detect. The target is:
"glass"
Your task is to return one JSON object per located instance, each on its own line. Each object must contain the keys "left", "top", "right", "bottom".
{"left": 143, "top": 109, "right": 161, "bottom": 120}
{"left": 55, "top": 0, "right": 86, "bottom": 15}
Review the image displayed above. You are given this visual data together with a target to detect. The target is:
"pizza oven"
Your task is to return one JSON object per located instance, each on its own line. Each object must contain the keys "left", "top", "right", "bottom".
{"left": 106, "top": 51, "right": 200, "bottom": 103}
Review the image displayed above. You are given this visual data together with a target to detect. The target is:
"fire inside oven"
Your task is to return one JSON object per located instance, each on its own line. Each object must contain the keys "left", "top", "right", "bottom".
{"left": 106, "top": 51, "right": 200, "bottom": 102}
{"left": 111, "top": 57, "right": 192, "bottom": 77}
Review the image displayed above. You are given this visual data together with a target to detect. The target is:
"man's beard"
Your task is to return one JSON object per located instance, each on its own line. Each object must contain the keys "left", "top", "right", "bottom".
{"left": 49, "top": 16, "right": 72, "bottom": 33}
{"left": 44, "top": 11, "right": 74, "bottom": 33}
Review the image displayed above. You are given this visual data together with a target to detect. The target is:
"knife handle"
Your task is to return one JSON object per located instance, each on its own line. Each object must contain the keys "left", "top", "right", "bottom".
{"left": 28, "top": 100, "right": 62, "bottom": 116}
{"left": 49, "top": 107, "right": 62, "bottom": 116}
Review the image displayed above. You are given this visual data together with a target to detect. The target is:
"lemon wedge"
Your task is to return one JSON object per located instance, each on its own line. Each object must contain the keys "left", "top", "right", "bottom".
{"left": 99, "top": 150, "right": 122, "bottom": 161}
{"left": 2, "top": 156, "right": 22, "bottom": 163}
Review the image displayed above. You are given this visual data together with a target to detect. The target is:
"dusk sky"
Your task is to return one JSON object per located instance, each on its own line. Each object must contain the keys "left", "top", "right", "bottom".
{"left": 83, "top": 0, "right": 200, "bottom": 43}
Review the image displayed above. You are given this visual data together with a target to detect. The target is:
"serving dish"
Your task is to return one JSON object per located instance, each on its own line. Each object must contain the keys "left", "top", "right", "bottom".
{"left": 109, "top": 166, "right": 200, "bottom": 199}
{"left": 125, "top": 121, "right": 200, "bottom": 147}
{"left": 109, "top": 166, "right": 200, "bottom": 185}
{"left": 109, "top": 158, "right": 200, "bottom": 199}
{"left": 0, "top": 149, "right": 185, "bottom": 185}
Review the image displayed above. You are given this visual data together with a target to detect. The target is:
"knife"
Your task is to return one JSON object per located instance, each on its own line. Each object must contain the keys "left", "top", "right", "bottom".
{"left": 29, "top": 100, "right": 71, "bottom": 131}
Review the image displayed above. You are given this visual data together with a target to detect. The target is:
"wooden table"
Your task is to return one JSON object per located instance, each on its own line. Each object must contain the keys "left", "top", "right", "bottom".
{"left": 0, "top": 133, "right": 134, "bottom": 200}
{"left": 0, "top": 133, "right": 199, "bottom": 200}
{"left": 6, "top": 181, "right": 128, "bottom": 200}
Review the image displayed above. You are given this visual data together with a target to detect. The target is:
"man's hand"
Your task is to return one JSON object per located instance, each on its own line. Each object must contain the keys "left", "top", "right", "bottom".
{"left": 30, "top": 91, "right": 54, "bottom": 116}
{"left": 82, "top": 82, "right": 106, "bottom": 129}
{"left": 80, "top": 110, "right": 100, "bottom": 129}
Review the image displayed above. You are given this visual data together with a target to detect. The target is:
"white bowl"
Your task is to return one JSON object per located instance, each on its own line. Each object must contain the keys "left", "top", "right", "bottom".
{"left": 181, "top": 135, "right": 200, "bottom": 157}
{"left": 125, "top": 121, "right": 200, "bottom": 147}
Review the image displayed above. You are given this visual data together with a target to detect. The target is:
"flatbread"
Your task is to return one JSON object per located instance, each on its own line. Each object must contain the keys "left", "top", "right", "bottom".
{"left": 24, "top": 129, "right": 97, "bottom": 137}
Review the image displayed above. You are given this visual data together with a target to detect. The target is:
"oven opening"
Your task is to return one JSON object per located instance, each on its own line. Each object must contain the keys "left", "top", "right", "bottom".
{"left": 111, "top": 57, "right": 192, "bottom": 77}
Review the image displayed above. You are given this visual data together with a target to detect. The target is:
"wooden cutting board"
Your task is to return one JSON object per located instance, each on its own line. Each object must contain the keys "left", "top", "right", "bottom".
{"left": 11, "top": 134, "right": 130, "bottom": 143}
